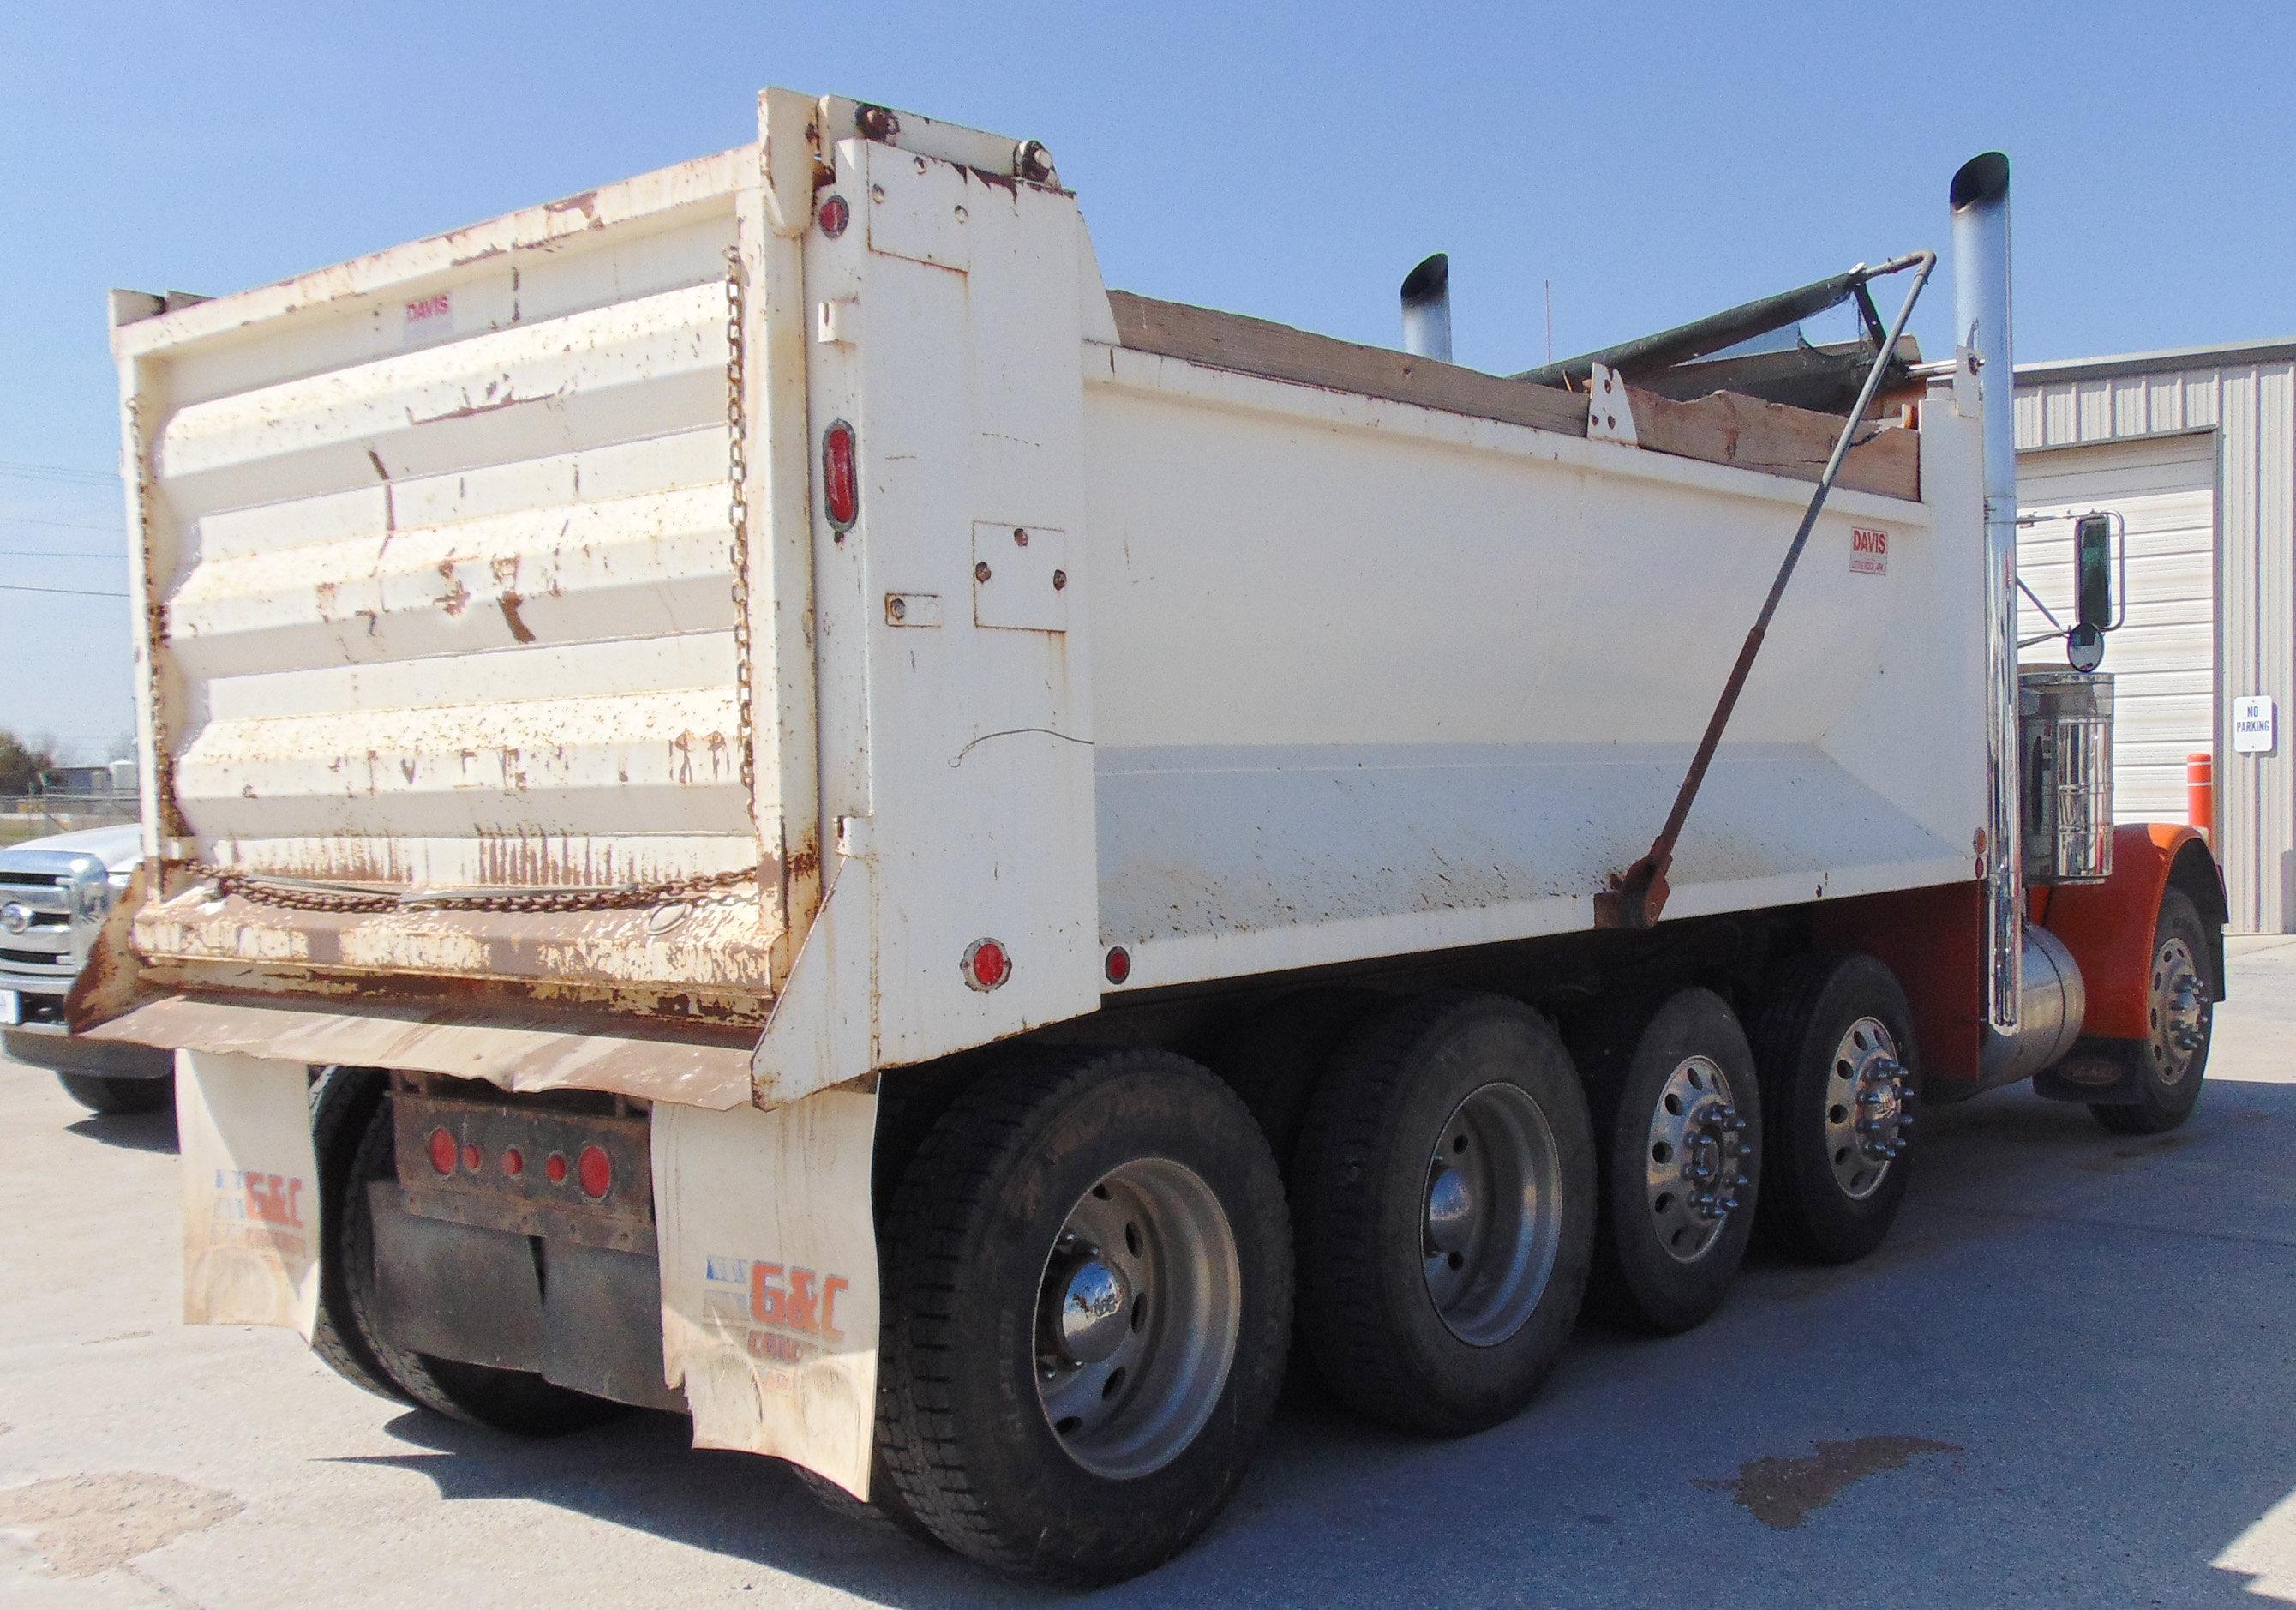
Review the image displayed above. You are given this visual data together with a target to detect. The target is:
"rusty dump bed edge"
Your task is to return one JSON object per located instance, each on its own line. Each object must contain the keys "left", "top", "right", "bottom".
{"left": 1105, "top": 291, "right": 1921, "bottom": 502}
{"left": 84, "top": 989, "right": 757, "bottom": 1109}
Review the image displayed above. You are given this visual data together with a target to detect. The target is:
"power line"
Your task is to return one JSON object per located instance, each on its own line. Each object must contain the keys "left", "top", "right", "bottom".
{"left": 0, "top": 549, "right": 127, "bottom": 561}
{"left": 0, "top": 514, "right": 123, "bottom": 533}
{"left": 0, "top": 582, "right": 128, "bottom": 598}
{"left": 0, "top": 461, "right": 119, "bottom": 487}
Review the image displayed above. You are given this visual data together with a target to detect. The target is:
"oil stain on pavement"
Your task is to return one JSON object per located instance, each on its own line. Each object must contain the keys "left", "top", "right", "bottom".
{"left": 0, "top": 1471, "right": 243, "bottom": 1577}
{"left": 1698, "top": 1434, "right": 1962, "bottom": 1529}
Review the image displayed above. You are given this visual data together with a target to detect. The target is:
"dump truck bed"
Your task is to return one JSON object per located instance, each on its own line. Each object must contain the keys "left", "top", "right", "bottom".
{"left": 100, "top": 100, "right": 1987, "bottom": 1111}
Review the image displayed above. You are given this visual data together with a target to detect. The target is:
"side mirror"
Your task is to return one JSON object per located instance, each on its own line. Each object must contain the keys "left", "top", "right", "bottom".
{"left": 2068, "top": 513, "right": 2115, "bottom": 672}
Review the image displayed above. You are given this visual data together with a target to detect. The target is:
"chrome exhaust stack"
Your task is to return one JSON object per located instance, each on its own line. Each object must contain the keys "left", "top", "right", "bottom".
{"left": 1400, "top": 253, "right": 1452, "bottom": 363}
{"left": 1951, "top": 152, "right": 2027, "bottom": 1043}
{"left": 1953, "top": 151, "right": 2090, "bottom": 1084}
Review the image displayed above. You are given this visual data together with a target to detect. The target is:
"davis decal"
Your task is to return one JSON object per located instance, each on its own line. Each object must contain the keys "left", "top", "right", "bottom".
{"left": 1850, "top": 526, "right": 1889, "bottom": 575}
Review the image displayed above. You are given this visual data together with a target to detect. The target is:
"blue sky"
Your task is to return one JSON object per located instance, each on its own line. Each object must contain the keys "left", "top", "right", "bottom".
{"left": 3, "top": 0, "right": 2290, "bottom": 760}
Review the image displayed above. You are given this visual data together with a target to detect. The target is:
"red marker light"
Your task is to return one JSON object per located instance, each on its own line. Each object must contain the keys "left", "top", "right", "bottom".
{"left": 501, "top": 1146, "right": 525, "bottom": 1178}
{"left": 962, "top": 938, "right": 1010, "bottom": 992}
{"left": 578, "top": 1144, "right": 614, "bottom": 1199}
{"left": 818, "top": 194, "right": 849, "bottom": 238}
{"left": 822, "top": 421, "right": 859, "bottom": 532}
{"left": 545, "top": 1151, "right": 569, "bottom": 1186}
{"left": 463, "top": 1142, "right": 483, "bottom": 1173}
{"left": 1104, "top": 946, "right": 1131, "bottom": 986}
{"left": 427, "top": 1127, "right": 457, "bottom": 1177}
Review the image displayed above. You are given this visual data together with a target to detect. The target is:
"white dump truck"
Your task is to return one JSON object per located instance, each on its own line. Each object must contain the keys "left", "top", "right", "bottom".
{"left": 78, "top": 91, "right": 2225, "bottom": 1584}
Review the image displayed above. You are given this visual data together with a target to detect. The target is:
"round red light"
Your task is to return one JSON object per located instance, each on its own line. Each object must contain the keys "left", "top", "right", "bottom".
{"left": 818, "top": 193, "right": 850, "bottom": 238}
{"left": 545, "top": 1152, "right": 569, "bottom": 1185}
{"left": 501, "top": 1146, "right": 525, "bottom": 1177}
{"left": 1104, "top": 946, "right": 1131, "bottom": 985}
{"left": 427, "top": 1127, "right": 457, "bottom": 1176}
{"left": 577, "top": 1144, "right": 613, "bottom": 1199}
{"left": 964, "top": 938, "right": 1010, "bottom": 991}
{"left": 463, "top": 1142, "right": 483, "bottom": 1172}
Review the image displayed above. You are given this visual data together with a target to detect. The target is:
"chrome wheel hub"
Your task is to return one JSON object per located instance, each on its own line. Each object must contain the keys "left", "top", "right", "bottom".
{"left": 1827, "top": 1017, "right": 1910, "bottom": 1199}
{"left": 1421, "top": 1082, "right": 1565, "bottom": 1348}
{"left": 1034, "top": 1159, "right": 1240, "bottom": 1481}
{"left": 1644, "top": 1055, "right": 1748, "bottom": 1263}
{"left": 2149, "top": 936, "right": 2208, "bottom": 1084}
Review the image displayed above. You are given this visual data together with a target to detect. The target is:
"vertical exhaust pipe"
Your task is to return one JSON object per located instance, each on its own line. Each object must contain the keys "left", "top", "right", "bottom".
{"left": 1951, "top": 152, "right": 2024, "bottom": 1039}
{"left": 1400, "top": 253, "right": 1452, "bottom": 363}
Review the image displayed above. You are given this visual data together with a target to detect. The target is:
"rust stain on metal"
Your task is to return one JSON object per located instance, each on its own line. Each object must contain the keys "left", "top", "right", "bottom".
{"left": 436, "top": 560, "right": 471, "bottom": 616}
{"left": 543, "top": 189, "right": 602, "bottom": 227}
{"left": 1695, "top": 1435, "right": 1959, "bottom": 1529}
{"left": 498, "top": 591, "right": 537, "bottom": 644}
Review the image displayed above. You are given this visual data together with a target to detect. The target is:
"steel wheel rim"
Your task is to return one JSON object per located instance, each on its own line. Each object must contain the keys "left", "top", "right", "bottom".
{"left": 1826, "top": 1017, "right": 1909, "bottom": 1200}
{"left": 1643, "top": 1055, "right": 1747, "bottom": 1264}
{"left": 2148, "top": 935, "right": 2208, "bottom": 1087}
{"left": 1034, "top": 1158, "right": 1240, "bottom": 1481}
{"left": 1422, "top": 1081, "right": 1563, "bottom": 1348}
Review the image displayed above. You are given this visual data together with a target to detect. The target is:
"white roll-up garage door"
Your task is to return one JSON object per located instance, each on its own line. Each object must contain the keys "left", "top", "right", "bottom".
{"left": 2017, "top": 432, "right": 2218, "bottom": 823}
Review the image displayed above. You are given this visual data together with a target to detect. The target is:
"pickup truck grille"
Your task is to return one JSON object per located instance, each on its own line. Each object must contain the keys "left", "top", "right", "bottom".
{"left": 0, "top": 850, "right": 113, "bottom": 994}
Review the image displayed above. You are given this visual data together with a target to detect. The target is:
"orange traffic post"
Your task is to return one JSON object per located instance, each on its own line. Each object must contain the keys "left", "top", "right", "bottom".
{"left": 2186, "top": 751, "right": 2215, "bottom": 840}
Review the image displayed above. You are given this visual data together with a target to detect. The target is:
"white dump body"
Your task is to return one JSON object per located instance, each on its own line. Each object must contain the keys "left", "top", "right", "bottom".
{"left": 99, "top": 89, "right": 1991, "bottom": 1112}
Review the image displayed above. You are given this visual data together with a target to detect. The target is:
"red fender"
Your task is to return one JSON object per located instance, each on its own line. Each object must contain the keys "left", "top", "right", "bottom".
{"left": 2036, "top": 823, "right": 2227, "bottom": 1042}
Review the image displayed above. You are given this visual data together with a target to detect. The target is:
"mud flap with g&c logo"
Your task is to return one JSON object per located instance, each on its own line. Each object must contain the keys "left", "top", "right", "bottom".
{"left": 175, "top": 1049, "right": 321, "bottom": 1339}
{"left": 652, "top": 1084, "right": 881, "bottom": 1499}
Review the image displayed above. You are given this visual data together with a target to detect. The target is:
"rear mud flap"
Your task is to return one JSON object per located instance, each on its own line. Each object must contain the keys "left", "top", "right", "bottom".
{"left": 653, "top": 1084, "right": 881, "bottom": 1499}
{"left": 174, "top": 1050, "right": 321, "bottom": 1338}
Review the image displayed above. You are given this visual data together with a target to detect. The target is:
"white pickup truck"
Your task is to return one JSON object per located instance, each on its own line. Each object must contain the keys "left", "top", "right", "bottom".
{"left": 1, "top": 821, "right": 171, "bottom": 1111}
{"left": 77, "top": 91, "right": 2221, "bottom": 1584}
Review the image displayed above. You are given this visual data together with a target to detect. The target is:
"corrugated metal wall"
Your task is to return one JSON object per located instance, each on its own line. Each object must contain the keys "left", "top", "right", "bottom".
{"left": 2017, "top": 347, "right": 2296, "bottom": 933}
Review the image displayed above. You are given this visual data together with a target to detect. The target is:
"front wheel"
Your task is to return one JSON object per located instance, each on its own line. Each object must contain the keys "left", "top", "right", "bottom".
{"left": 57, "top": 1072, "right": 172, "bottom": 1115}
{"left": 2091, "top": 886, "right": 2214, "bottom": 1135}
{"left": 875, "top": 1049, "right": 1291, "bottom": 1586}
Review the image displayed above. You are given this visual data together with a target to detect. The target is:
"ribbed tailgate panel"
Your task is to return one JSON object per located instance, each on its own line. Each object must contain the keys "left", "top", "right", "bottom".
{"left": 123, "top": 154, "right": 784, "bottom": 1004}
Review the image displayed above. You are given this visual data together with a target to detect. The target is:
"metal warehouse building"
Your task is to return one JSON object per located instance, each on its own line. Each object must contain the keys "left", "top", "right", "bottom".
{"left": 2015, "top": 339, "right": 2296, "bottom": 933}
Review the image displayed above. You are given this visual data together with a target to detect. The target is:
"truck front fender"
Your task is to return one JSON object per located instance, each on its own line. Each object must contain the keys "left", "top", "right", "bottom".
{"left": 2041, "top": 823, "right": 2227, "bottom": 1042}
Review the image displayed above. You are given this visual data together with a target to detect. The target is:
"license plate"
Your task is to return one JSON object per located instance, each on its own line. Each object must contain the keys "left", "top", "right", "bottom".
{"left": 0, "top": 992, "right": 19, "bottom": 1027}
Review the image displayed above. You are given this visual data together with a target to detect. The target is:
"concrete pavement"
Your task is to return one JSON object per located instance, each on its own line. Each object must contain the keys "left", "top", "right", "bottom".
{"left": 3, "top": 944, "right": 2292, "bottom": 1607}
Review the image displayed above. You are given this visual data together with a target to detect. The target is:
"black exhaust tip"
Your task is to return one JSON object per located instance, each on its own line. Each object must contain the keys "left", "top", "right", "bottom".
{"left": 1400, "top": 252, "right": 1449, "bottom": 306}
{"left": 1950, "top": 152, "right": 2010, "bottom": 210}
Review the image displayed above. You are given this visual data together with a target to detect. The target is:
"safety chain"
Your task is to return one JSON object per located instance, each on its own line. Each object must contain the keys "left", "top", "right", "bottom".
{"left": 723, "top": 244, "right": 758, "bottom": 802}
{"left": 189, "top": 863, "right": 758, "bottom": 916}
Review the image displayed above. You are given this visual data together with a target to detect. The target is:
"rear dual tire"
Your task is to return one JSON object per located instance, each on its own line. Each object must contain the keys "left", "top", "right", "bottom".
{"left": 309, "top": 1070, "right": 617, "bottom": 1436}
{"left": 876, "top": 1049, "right": 1291, "bottom": 1587}
{"left": 1574, "top": 988, "right": 1762, "bottom": 1333}
{"left": 1751, "top": 953, "right": 1920, "bottom": 1265}
{"left": 1290, "top": 994, "right": 1595, "bottom": 1436}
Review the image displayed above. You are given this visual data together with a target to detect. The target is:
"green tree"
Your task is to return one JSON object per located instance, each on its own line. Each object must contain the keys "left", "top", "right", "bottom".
{"left": 0, "top": 730, "right": 57, "bottom": 795}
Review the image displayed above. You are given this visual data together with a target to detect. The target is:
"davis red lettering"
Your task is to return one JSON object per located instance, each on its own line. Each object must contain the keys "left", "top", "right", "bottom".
{"left": 1850, "top": 526, "right": 1889, "bottom": 575}
{"left": 405, "top": 292, "right": 452, "bottom": 325}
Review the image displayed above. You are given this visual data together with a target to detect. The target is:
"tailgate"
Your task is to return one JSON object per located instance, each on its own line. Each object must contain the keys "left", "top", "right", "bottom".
{"left": 111, "top": 148, "right": 799, "bottom": 1019}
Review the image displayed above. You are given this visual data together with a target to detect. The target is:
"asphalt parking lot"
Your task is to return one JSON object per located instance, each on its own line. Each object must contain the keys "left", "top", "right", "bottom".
{"left": 3, "top": 943, "right": 2292, "bottom": 1608}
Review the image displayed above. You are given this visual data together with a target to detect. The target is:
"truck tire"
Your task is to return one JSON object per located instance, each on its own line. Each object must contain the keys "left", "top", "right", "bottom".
{"left": 56, "top": 1072, "right": 172, "bottom": 1115}
{"left": 308, "top": 1066, "right": 411, "bottom": 1406}
{"left": 1751, "top": 953, "right": 1918, "bottom": 1265}
{"left": 876, "top": 1049, "right": 1291, "bottom": 1586}
{"left": 1572, "top": 988, "right": 1761, "bottom": 1333}
{"left": 1290, "top": 993, "right": 1594, "bottom": 1436}
{"left": 2091, "top": 886, "right": 2213, "bottom": 1135}
{"left": 331, "top": 1093, "right": 619, "bottom": 1435}
{"left": 1205, "top": 987, "right": 1380, "bottom": 1171}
